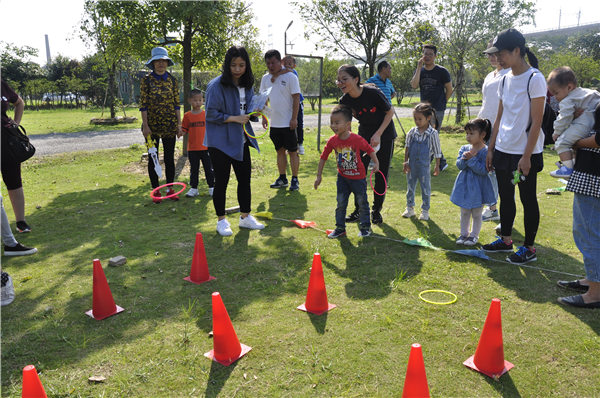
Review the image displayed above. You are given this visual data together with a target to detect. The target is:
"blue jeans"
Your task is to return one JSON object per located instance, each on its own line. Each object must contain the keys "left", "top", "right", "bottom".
{"left": 336, "top": 175, "right": 370, "bottom": 230}
{"left": 406, "top": 163, "right": 431, "bottom": 211}
{"left": 573, "top": 193, "right": 600, "bottom": 282}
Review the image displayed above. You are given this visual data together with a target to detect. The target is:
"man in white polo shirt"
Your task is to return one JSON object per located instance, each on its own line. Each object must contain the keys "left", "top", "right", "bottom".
{"left": 260, "top": 49, "right": 301, "bottom": 191}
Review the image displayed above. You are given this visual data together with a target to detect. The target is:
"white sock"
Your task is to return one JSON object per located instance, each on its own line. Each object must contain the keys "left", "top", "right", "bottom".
{"left": 563, "top": 159, "right": 574, "bottom": 168}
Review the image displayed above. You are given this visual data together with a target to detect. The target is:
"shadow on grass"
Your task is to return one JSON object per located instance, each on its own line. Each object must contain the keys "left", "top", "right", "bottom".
{"left": 307, "top": 311, "right": 328, "bottom": 335}
{"left": 484, "top": 372, "right": 521, "bottom": 397}
{"left": 205, "top": 360, "right": 238, "bottom": 398}
{"left": 0, "top": 182, "right": 316, "bottom": 388}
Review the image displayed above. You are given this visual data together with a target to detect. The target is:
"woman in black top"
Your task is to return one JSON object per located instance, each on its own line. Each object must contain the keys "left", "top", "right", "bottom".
{"left": 337, "top": 65, "right": 396, "bottom": 225}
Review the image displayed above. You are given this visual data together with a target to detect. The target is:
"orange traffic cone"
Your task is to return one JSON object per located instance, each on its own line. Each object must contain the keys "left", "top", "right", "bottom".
{"left": 85, "top": 259, "right": 124, "bottom": 320}
{"left": 297, "top": 253, "right": 336, "bottom": 315}
{"left": 463, "top": 298, "right": 514, "bottom": 379}
{"left": 184, "top": 232, "right": 216, "bottom": 284}
{"left": 402, "top": 343, "right": 430, "bottom": 398}
{"left": 22, "top": 365, "right": 47, "bottom": 398}
{"left": 291, "top": 219, "right": 317, "bottom": 229}
{"left": 204, "top": 292, "right": 251, "bottom": 366}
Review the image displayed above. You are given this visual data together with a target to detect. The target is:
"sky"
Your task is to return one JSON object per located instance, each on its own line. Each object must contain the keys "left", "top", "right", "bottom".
{"left": 1, "top": 0, "right": 599, "bottom": 66}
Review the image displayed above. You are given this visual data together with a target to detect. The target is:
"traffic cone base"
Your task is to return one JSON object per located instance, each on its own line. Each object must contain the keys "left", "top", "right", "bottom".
{"left": 463, "top": 355, "right": 514, "bottom": 379}
{"left": 183, "top": 275, "right": 216, "bottom": 285}
{"left": 85, "top": 304, "right": 124, "bottom": 320}
{"left": 297, "top": 302, "right": 336, "bottom": 315}
{"left": 204, "top": 343, "right": 252, "bottom": 366}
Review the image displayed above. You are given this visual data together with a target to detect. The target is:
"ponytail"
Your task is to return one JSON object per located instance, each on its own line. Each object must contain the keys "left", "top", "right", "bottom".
{"left": 524, "top": 47, "right": 538, "bottom": 69}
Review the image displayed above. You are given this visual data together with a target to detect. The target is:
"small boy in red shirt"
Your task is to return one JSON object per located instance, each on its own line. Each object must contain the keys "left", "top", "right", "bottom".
{"left": 315, "top": 105, "right": 379, "bottom": 238}
{"left": 180, "top": 89, "right": 215, "bottom": 197}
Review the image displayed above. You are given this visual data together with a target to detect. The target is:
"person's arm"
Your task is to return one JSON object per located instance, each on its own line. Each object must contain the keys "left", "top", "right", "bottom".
{"left": 432, "top": 131, "right": 441, "bottom": 176}
{"left": 518, "top": 96, "right": 545, "bottom": 176}
{"left": 456, "top": 146, "right": 469, "bottom": 170}
{"left": 370, "top": 104, "right": 394, "bottom": 148}
{"left": 139, "top": 77, "right": 151, "bottom": 137}
{"left": 368, "top": 151, "right": 379, "bottom": 173}
{"left": 290, "top": 93, "right": 300, "bottom": 130}
{"left": 552, "top": 99, "right": 574, "bottom": 138}
{"left": 12, "top": 96, "right": 24, "bottom": 125}
{"left": 444, "top": 81, "right": 453, "bottom": 102}
{"left": 205, "top": 82, "right": 249, "bottom": 125}
{"left": 466, "top": 150, "right": 490, "bottom": 175}
{"left": 486, "top": 100, "right": 504, "bottom": 171}
{"left": 403, "top": 133, "right": 411, "bottom": 174}
{"left": 271, "top": 68, "right": 292, "bottom": 83}
{"left": 573, "top": 133, "right": 599, "bottom": 149}
{"left": 410, "top": 59, "right": 424, "bottom": 89}
{"left": 314, "top": 158, "right": 327, "bottom": 189}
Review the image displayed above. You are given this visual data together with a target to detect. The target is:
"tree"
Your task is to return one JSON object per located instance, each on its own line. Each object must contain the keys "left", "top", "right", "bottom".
{"left": 433, "top": 0, "right": 536, "bottom": 123}
{"left": 0, "top": 41, "right": 44, "bottom": 94}
{"left": 293, "top": 0, "right": 418, "bottom": 77}
{"left": 539, "top": 51, "right": 600, "bottom": 87}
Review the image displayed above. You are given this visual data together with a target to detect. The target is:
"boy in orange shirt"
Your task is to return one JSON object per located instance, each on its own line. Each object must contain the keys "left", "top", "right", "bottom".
{"left": 180, "top": 89, "right": 215, "bottom": 197}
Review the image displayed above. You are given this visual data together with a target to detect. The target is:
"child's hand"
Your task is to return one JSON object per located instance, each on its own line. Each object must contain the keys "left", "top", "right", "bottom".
{"left": 433, "top": 166, "right": 440, "bottom": 176}
{"left": 371, "top": 163, "right": 379, "bottom": 174}
{"left": 262, "top": 116, "right": 269, "bottom": 129}
{"left": 463, "top": 150, "right": 474, "bottom": 160}
{"left": 271, "top": 76, "right": 276, "bottom": 83}
{"left": 314, "top": 176, "right": 322, "bottom": 189}
{"left": 552, "top": 133, "right": 558, "bottom": 142}
{"left": 236, "top": 114, "right": 250, "bottom": 125}
{"left": 403, "top": 162, "right": 410, "bottom": 174}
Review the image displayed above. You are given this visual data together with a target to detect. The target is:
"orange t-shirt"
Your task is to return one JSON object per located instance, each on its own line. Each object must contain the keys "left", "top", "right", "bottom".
{"left": 181, "top": 110, "right": 207, "bottom": 151}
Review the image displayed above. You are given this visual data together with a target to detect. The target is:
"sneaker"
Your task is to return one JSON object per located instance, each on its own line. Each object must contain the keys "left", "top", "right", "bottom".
{"left": 166, "top": 188, "right": 179, "bottom": 201}
{"left": 441, "top": 162, "right": 449, "bottom": 171}
{"left": 345, "top": 210, "right": 360, "bottom": 222}
{"left": 16, "top": 221, "right": 31, "bottom": 233}
{"left": 463, "top": 236, "right": 478, "bottom": 246}
{"left": 482, "top": 237, "right": 513, "bottom": 252}
{"left": 185, "top": 188, "right": 199, "bottom": 197}
{"left": 239, "top": 214, "right": 265, "bottom": 230}
{"left": 507, "top": 246, "right": 537, "bottom": 264}
{"left": 358, "top": 228, "right": 372, "bottom": 237}
{"left": 152, "top": 190, "right": 162, "bottom": 204}
{"left": 208, "top": 187, "right": 214, "bottom": 197}
{"left": 4, "top": 243, "right": 38, "bottom": 256}
{"left": 482, "top": 208, "right": 500, "bottom": 222}
{"left": 270, "top": 177, "right": 288, "bottom": 188}
{"left": 419, "top": 210, "right": 429, "bottom": 221}
{"left": 402, "top": 207, "right": 415, "bottom": 218}
{"left": 371, "top": 210, "right": 383, "bottom": 225}
{"left": 298, "top": 144, "right": 305, "bottom": 155}
{"left": 1, "top": 272, "right": 15, "bottom": 306}
{"left": 216, "top": 219, "right": 233, "bottom": 236}
{"left": 289, "top": 177, "right": 299, "bottom": 191}
{"left": 455, "top": 235, "right": 468, "bottom": 245}
{"left": 550, "top": 165, "right": 573, "bottom": 178}
{"left": 328, "top": 228, "right": 346, "bottom": 239}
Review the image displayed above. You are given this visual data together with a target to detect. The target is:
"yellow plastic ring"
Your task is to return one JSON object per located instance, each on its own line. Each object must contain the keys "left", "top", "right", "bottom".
{"left": 243, "top": 111, "right": 270, "bottom": 139}
{"left": 418, "top": 289, "right": 457, "bottom": 305}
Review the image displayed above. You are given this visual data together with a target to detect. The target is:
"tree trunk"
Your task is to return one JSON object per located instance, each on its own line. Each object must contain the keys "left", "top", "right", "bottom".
{"left": 108, "top": 62, "right": 117, "bottom": 119}
{"left": 454, "top": 63, "right": 465, "bottom": 125}
{"left": 181, "top": 19, "right": 193, "bottom": 156}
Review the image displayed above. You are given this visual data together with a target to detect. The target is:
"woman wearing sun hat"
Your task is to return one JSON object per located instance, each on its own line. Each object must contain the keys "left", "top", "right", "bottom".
{"left": 139, "top": 47, "right": 182, "bottom": 202}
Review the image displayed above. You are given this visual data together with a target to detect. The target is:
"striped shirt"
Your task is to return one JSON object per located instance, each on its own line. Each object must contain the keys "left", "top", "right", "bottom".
{"left": 405, "top": 126, "right": 442, "bottom": 158}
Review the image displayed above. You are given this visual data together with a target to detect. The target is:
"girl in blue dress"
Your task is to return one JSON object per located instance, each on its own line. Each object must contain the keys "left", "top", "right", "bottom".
{"left": 450, "top": 118, "right": 496, "bottom": 245}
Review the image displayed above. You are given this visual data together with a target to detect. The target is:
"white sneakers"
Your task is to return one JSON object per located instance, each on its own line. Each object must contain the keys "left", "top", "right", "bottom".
{"left": 186, "top": 188, "right": 199, "bottom": 197}
{"left": 419, "top": 210, "right": 429, "bottom": 221}
{"left": 402, "top": 207, "right": 415, "bottom": 218}
{"left": 298, "top": 144, "right": 305, "bottom": 155}
{"left": 217, "top": 215, "right": 265, "bottom": 236}
{"left": 208, "top": 187, "right": 214, "bottom": 197}
{"left": 216, "top": 219, "right": 233, "bottom": 236}
{"left": 239, "top": 214, "right": 265, "bottom": 230}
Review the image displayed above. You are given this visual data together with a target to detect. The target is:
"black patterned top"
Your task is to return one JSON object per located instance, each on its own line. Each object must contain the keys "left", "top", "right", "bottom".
{"left": 566, "top": 133, "right": 600, "bottom": 198}
{"left": 139, "top": 72, "right": 180, "bottom": 137}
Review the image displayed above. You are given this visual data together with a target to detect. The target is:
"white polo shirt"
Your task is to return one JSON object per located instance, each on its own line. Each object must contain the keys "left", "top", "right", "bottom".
{"left": 496, "top": 67, "right": 546, "bottom": 155}
{"left": 260, "top": 67, "right": 301, "bottom": 128}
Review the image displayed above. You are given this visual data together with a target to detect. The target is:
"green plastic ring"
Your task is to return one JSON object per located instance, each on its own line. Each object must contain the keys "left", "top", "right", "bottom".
{"left": 243, "top": 111, "right": 270, "bottom": 139}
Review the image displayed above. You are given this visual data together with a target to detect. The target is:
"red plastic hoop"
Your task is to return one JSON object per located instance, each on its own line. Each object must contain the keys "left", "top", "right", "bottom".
{"left": 243, "top": 111, "right": 270, "bottom": 139}
{"left": 150, "top": 182, "right": 187, "bottom": 200}
{"left": 369, "top": 170, "right": 387, "bottom": 196}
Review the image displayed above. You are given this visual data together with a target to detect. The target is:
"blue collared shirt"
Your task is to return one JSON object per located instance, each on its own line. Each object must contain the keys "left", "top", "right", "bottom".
{"left": 151, "top": 71, "right": 169, "bottom": 81}
{"left": 366, "top": 74, "right": 395, "bottom": 104}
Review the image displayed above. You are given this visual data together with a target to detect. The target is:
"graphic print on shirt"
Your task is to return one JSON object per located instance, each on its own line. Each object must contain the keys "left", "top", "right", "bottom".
{"left": 336, "top": 147, "right": 360, "bottom": 176}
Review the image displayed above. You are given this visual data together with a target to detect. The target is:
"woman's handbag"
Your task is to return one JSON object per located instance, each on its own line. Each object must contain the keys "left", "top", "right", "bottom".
{"left": 1, "top": 124, "right": 36, "bottom": 163}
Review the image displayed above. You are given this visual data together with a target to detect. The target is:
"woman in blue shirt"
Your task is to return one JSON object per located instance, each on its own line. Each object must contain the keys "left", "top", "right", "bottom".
{"left": 205, "top": 46, "right": 264, "bottom": 236}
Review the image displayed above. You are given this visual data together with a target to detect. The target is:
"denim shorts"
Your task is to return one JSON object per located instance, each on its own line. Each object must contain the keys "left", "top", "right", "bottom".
{"left": 573, "top": 193, "right": 600, "bottom": 282}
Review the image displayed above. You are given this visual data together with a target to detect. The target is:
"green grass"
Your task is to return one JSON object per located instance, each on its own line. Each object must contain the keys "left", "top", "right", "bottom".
{"left": 1, "top": 125, "right": 598, "bottom": 397}
{"left": 21, "top": 106, "right": 141, "bottom": 135}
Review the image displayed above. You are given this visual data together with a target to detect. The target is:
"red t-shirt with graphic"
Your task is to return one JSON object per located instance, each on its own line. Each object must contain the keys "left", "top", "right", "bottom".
{"left": 320, "top": 133, "right": 374, "bottom": 179}
{"left": 182, "top": 110, "right": 207, "bottom": 151}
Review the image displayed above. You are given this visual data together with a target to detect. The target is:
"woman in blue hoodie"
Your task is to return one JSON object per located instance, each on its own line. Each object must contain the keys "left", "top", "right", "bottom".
{"left": 205, "top": 46, "right": 264, "bottom": 236}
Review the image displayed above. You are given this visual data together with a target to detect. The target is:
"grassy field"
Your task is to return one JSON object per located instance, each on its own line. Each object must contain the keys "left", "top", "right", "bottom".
{"left": 1, "top": 124, "right": 598, "bottom": 397}
{"left": 20, "top": 106, "right": 141, "bottom": 135}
